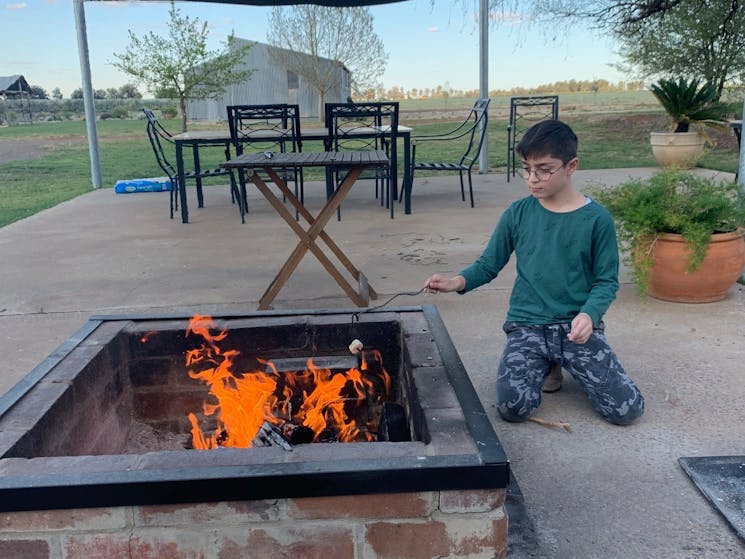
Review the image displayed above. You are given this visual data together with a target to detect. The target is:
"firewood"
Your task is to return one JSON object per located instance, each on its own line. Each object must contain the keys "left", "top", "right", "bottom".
{"left": 252, "top": 421, "right": 293, "bottom": 450}
{"left": 527, "top": 417, "right": 572, "bottom": 432}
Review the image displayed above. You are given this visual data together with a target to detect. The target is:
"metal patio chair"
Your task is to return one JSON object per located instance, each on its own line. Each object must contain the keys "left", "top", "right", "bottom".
{"left": 325, "top": 101, "right": 399, "bottom": 219}
{"left": 506, "top": 95, "right": 559, "bottom": 181}
{"left": 226, "top": 104, "right": 303, "bottom": 221}
{"left": 143, "top": 108, "right": 238, "bottom": 220}
{"left": 404, "top": 98, "right": 490, "bottom": 209}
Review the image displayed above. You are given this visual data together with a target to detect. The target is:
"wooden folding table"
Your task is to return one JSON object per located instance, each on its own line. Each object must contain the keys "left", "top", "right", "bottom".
{"left": 221, "top": 150, "right": 387, "bottom": 309}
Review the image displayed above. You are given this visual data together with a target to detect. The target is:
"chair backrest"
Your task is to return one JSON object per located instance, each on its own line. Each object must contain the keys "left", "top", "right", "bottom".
{"left": 226, "top": 104, "right": 302, "bottom": 156}
{"left": 143, "top": 108, "right": 176, "bottom": 181}
{"left": 325, "top": 102, "right": 399, "bottom": 160}
{"left": 507, "top": 95, "right": 559, "bottom": 177}
{"left": 458, "top": 98, "right": 490, "bottom": 166}
{"left": 509, "top": 95, "right": 559, "bottom": 134}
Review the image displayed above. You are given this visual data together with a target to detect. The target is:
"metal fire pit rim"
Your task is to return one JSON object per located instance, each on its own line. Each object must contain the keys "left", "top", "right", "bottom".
{"left": 0, "top": 318, "right": 103, "bottom": 419}
{"left": 0, "top": 453, "right": 506, "bottom": 512}
{"left": 88, "top": 305, "right": 425, "bottom": 322}
{"left": 0, "top": 305, "right": 511, "bottom": 512}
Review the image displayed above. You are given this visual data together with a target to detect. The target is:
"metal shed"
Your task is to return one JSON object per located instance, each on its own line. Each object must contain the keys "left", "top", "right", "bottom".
{"left": 188, "top": 39, "right": 351, "bottom": 121}
{"left": 0, "top": 74, "right": 33, "bottom": 124}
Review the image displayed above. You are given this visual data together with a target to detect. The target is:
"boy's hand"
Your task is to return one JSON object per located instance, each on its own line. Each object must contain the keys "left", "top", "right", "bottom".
{"left": 424, "top": 274, "right": 465, "bottom": 294}
{"left": 568, "top": 312, "right": 593, "bottom": 345}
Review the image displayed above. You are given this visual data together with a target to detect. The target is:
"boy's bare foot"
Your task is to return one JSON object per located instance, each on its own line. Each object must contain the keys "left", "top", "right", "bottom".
{"left": 542, "top": 363, "right": 563, "bottom": 393}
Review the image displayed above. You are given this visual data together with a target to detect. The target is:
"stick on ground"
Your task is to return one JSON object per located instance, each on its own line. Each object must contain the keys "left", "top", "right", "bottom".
{"left": 527, "top": 417, "right": 572, "bottom": 432}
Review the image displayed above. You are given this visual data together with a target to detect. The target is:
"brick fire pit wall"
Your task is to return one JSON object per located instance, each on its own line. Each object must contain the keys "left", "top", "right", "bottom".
{"left": 0, "top": 488, "right": 507, "bottom": 559}
{"left": 0, "top": 307, "right": 509, "bottom": 558}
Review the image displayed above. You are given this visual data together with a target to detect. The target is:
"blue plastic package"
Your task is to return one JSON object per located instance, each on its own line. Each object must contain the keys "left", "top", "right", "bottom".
{"left": 114, "top": 177, "right": 172, "bottom": 194}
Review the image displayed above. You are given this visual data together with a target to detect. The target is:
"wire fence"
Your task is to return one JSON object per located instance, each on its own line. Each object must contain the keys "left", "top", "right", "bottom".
{"left": 0, "top": 98, "right": 176, "bottom": 126}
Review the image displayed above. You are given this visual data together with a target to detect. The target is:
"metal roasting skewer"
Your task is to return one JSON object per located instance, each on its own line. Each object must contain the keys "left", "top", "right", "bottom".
{"left": 352, "top": 287, "right": 426, "bottom": 322}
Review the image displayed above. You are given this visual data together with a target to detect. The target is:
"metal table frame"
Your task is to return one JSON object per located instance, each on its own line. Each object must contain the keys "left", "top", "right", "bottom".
{"left": 173, "top": 126, "right": 413, "bottom": 223}
{"left": 221, "top": 150, "right": 388, "bottom": 309}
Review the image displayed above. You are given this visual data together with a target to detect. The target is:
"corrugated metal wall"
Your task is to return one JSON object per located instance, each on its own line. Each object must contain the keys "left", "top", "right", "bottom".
{"left": 188, "top": 40, "right": 351, "bottom": 121}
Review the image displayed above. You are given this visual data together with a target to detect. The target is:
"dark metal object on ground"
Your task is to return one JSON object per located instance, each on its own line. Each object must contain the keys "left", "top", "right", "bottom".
{"left": 679, "top": 455, "right": 745, "bottom": 542}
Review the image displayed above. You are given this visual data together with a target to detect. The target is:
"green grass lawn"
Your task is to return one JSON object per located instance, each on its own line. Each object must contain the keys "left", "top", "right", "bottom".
{"left": 0, "top": 95, "right": 740, "bottom": 229}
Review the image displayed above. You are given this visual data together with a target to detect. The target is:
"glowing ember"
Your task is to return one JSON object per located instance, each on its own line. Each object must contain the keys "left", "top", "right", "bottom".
{"left": 183, "top": 315, "right": 392, "bottom": 449}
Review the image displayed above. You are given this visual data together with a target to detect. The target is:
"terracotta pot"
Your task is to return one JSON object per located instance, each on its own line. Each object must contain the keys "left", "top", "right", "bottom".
{"left": 650, "top": 131, "right": 705, "bottom": 168}
{"left": 647, "top": 230, "right": 745, "bottom": 303}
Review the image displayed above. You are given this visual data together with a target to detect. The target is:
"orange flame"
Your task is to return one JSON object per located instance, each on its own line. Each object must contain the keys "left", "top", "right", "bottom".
{"left": 185, "top": 315, "right": 391, "bottom": 449}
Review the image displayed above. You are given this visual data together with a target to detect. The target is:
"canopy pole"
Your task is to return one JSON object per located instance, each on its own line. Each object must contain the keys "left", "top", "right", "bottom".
{"left": 478, "top": 0, "right": 488, "bottom": 173}
{"left": 73, "top": 0, "right": 102, "bottom": 189}
{"left": 738, "top": 96, "right": 745, "bottom": 190}
{"left": 738, "top": 96, "right": 745, "bottom": 281}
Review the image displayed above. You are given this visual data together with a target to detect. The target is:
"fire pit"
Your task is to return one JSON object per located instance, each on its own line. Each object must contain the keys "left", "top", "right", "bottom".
{"left": 0, "top": 306, "right": 510, "bottom": 557}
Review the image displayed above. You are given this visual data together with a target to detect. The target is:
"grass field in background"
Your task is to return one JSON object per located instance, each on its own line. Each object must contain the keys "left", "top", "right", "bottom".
{"left": 0, "top": 93, "right": 740, "bottom": 228}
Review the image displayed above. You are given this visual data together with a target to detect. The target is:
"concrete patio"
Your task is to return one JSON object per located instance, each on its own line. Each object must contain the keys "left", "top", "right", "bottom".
{"left": 0, "top": 167, "right": 743, "bottom": 558}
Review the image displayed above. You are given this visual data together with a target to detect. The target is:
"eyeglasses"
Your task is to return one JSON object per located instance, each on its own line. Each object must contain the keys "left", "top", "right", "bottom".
{"left": 519, "top": 165, "right": 564, "bottom": 181}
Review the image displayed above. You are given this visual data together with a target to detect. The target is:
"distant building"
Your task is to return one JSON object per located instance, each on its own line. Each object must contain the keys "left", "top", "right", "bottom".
{"left": 187, "top": 39, "right": 351, "bottom": 121}
{"left": 0, "top": 74, "right": 32, "bottom": 124}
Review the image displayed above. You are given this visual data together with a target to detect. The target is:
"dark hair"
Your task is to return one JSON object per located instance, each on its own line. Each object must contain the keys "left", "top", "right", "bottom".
{"left": 516, "top": 120, "right": 578, "bottom": 163}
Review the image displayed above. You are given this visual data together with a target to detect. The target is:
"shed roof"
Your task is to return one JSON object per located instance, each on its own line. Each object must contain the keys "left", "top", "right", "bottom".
{"left": 0, "top": 75, "right": 31, "bottom": 94}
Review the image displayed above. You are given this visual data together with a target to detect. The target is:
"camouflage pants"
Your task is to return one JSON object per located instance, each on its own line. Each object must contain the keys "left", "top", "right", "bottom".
{"left": 496, "top": 321, "right": 645, "bottom": 425}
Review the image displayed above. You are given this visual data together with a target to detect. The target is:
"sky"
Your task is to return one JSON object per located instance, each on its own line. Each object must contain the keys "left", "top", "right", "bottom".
{"left": 1, "top": 0, "right": 628, "bottom": 98}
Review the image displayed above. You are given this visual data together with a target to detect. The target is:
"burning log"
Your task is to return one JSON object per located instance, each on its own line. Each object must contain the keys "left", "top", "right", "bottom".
{"left": 282, "top": 422, "right": 315, "bottom": 445}
{"left": 251, "top": 420, "right": 317, "bottom": 450}
{"left": 251, "top": 421, "right": 293, "bottom": 451}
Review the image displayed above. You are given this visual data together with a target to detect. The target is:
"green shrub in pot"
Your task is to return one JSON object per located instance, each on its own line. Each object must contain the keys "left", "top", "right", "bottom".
{"left": 589, "top": 169, "right": 745, "bottom": 294}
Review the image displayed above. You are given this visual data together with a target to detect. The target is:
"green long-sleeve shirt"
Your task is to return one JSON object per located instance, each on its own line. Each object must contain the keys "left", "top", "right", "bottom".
{"left": 459, "top": 196, "right": 620, "bottom": 326}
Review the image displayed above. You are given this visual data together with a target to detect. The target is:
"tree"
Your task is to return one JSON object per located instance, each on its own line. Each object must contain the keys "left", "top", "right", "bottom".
{"left": 51, "top": 88, "right": 63, "bottom": 100}
{"left": 612, "top": 0, "right": 745, "bottom": 99}
{"left": 459, "top": 1, "right": 740, "bottom": 99}
{"left": 29, "top": 85, "right": 48, "bottom": 99}
{"left": 480, "top": 1, "right": 692, "bottom": 29}
{"left": 267, "top": 5, "right": 387, "bottom": 120}
{"left": 111, "top": 1, "right": 252, "bottom": 131}
{"left": 118, "top": 84, "right": 142, "bottom": 99}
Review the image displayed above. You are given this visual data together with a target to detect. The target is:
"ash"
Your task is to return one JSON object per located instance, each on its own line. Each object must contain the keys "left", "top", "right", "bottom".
{"left": 124, "top": 421, "right": 191, "bottom": 453}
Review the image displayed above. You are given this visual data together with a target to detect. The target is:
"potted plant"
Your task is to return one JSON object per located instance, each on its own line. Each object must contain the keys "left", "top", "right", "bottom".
{"left": 590, "top": 169, "right": 745, "bottom": 302}
{"left": 649, "top": 77, "right": 728, "bottom": 168}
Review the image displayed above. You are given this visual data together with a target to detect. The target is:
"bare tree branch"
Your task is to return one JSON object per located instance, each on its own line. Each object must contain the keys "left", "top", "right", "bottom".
{"left": 267, "top": 5, "right": 387, "bottom": 120}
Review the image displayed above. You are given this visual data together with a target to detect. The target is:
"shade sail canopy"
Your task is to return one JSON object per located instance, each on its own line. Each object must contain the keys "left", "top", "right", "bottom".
{"left": 88, "top": 0, "right": 407, "bottom": 5}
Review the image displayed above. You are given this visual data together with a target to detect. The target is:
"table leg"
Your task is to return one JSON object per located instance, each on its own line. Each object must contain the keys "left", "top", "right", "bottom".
{"left": 176, "top": 141, "right": 189, "bottom": 223}
{"left": 192, "top": 143, "right": 204, "bottom": 208}
{"left": 252, "top": 166, "right": 376, "bottom": 309}
{"left": 402, "top": 132, "right": 412, "bottom": 214}
{"left": 265, "top": 168, "right": 379, "bottom": 301}
{"left": 389, "top": 138, "right": 397, "bottom": 219}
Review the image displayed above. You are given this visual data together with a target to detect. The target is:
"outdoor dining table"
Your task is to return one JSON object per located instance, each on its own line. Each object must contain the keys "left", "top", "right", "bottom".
{"left": 172, "top": 126, "right": 413, "bottom": 223}
{"left": 221, "top": 150, "right": 388, "bottom": 310}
